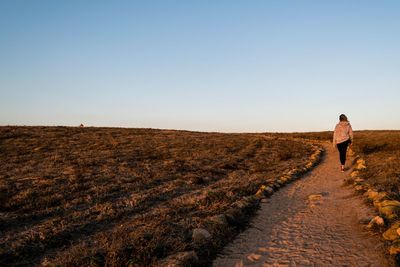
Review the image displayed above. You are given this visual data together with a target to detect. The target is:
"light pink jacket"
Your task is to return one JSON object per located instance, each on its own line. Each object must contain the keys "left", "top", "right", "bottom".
{"left": 333, "top": 121, "right": 353, "bottom": 145}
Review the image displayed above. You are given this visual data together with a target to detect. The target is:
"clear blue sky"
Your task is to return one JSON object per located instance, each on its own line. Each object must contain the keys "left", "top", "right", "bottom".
{"left": 1, "top": 1, "right": 399, "bottom": 132}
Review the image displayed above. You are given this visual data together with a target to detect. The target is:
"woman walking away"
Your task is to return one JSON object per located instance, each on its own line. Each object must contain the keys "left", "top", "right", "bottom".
{"left": 333, "top": 114, "right": 354, "bottom": 172}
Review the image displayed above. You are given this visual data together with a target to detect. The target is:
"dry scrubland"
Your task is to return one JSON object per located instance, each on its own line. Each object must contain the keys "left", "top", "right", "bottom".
{"left": 289, "top": 130, "right": 400, "bottom": 198}
{"left": 353, "top": 131, "right": 400, "bottom": 197}
{"left": 0, "top": 126, "right": 317, "bottom": 266}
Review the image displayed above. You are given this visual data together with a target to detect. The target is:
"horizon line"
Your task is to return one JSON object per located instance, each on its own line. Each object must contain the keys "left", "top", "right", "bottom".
{"left": 1, "top": 124, "right": 399, "bottom": 134}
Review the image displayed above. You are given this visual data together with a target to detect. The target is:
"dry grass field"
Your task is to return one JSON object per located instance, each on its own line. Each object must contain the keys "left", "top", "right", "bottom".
{"left": 0, "top": 126, "right": 317, "bottom": 266}
{"left": 352, "top": 131, "right": 400, "bottom": 199}
{"left": 288, "top": 130, "right": 400, "bottom": 200}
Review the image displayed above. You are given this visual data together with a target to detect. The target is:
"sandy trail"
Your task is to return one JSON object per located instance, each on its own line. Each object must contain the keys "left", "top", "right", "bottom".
{"left": 214, "top": 144, "right": 393, "bottom": 267}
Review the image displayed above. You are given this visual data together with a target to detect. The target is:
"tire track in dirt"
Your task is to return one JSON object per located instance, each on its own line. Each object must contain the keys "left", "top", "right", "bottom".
{"left": 214, "top": 144, "right": 394, "bottom": 267}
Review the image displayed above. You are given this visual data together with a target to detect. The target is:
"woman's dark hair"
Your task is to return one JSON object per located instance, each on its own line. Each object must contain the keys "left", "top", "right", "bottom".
{"left": 339, "top": 114, "right": 348, "bottom": 122}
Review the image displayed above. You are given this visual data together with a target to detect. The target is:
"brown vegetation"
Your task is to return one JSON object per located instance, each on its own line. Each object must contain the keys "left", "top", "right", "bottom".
{"left": 351, "top": 131, "right": 400, "bottom": 199}
{"left": 0, "top": 126, "right": 316, "bottom": 266}
{"left": 283, "top": 130, "right": 400, "bottom": 264}
{"left": 290, "top": 130, "right": 400, "bottom": 199}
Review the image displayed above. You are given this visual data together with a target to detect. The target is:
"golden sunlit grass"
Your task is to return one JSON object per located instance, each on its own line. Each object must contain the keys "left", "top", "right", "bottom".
{"left": 286, "top": 130, "right": 400, "bottom": 199}
{"left": 287, "top": 130, "right": 400, "bottom": 197}
{"left": 352, "top": 131, "right": 400, "bottom": 198}
{"left": 0, "top": 126, "right": 315, "bottom": 266}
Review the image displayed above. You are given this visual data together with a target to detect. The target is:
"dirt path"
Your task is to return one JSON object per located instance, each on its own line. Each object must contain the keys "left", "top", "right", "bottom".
{"left": 214, "top": 144, "right": 394, "bottom": 267}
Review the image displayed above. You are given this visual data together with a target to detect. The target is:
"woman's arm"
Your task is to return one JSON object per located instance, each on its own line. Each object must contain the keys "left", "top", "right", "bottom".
{"left": 349, "top": 124, "right": 354, "bottom": 144}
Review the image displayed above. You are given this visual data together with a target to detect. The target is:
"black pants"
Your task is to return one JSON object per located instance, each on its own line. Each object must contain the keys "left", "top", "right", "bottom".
{"left": 337, "top": 139, "right": 351, "bottom": 165}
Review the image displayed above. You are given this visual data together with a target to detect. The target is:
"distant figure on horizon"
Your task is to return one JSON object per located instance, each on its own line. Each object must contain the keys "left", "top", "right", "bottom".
{"left": 79, "top": 123, "right": 84, "bottom": 128}
{"left": 333, "top": 114, "right": 353, "bottom": 172}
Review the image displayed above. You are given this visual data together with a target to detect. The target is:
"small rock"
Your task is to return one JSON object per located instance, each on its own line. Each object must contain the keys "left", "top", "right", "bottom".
{"left": 356, "top": 159, "right": 367, "bottom": 170}
{"left": 257, "top": 247, "right": 269, "bottom": 252}
{"left": 264, "top": 186, "right": 274, "bottom": 196}
{"left": 389, "top": 240, "right": 400, "bottom": 255}
{"left": 381, "top": 200, "right": 400, "bottom": 207}
{"left": 370, "top": 192, "right": 388, "bottom": 209}
{"left": 356, "top": 163, "right": 366, "bottom": 170}
{"left": 273, "top": 182, "right": 280, "bottom": 190}
{"left": 255, "top": 188, "right": 265, "bottom": 198}
{"left": 365, "top": 190, "right": 379, "bottom": 201}
{"left": 375, "top": 192, "right": 388, "bottom": 202}
{"left": 348, "top": 148, "right": 355, "bottom": 157}
{"left": 374, "top": 216, "right": 385, "bottom": 225}
{"left": 281, "top": 175, "right": 291, "bottom": 182}
{"left": 307, "top": 194, "right": 323, "bottom": 207}
{"left": 192, "top": 228, "right": 211, "bottom": 244}
{"left": 308, "top": 194, "right": 322, "bottom": 201}
{"left": 379, "top": 200, "right": 400, "bottom": 218}
{"left": 247, "top": 253, "right": 262, "bottom": 262}
{"left": 367, "top": 216, "right": 385, "bottom": 229}
{"left": 259, "top": 185, "right": 267, "bottom": 191}
{"left": 350, "top": 171, "right": 359, "bottom": 178}
{"left": 354, "top": 185, "right": 366, "bottom": 193}
{"left": 356, "top": 159, "right": 366, "bottom": 165}
{"left": 383, "top": 222, "right": 400, "bottom": 241}
{"left": 383, "top": 230, "right": 399, "bottom": 241}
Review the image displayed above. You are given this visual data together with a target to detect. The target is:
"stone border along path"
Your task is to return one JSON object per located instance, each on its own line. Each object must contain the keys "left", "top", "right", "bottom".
{"left": 162, "top": 141, "right": 323, "bottom": 266}
{"left": 351, "top": 155, "right": 400, "bottom": 257}
{"left": 213, "top": 143, "right": 394, "bottom": 267}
